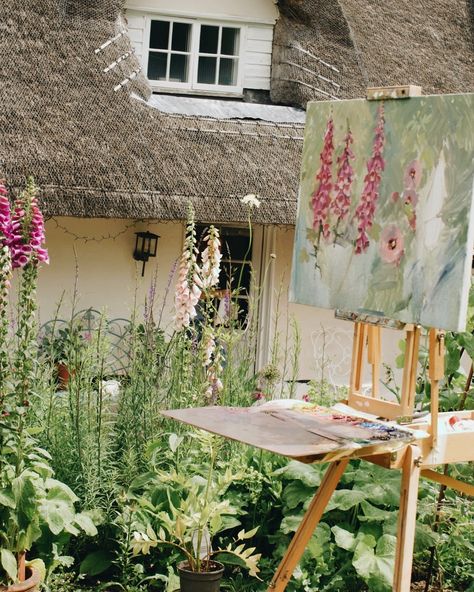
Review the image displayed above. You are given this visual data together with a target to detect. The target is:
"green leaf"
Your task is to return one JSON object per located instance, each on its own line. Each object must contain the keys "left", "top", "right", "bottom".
{"left": 326, "top": 489, "right": 366, "bottom": 511}
{"left": 414, "top": 522, "right": 440, "bottom": 552}
{"left": 13, "top": 475, "right": 37, "bottom": 528}
{"left": 74, "top": 513, "right": 98, "bottom": 536}
{"left": 39, "top": 496, "right": 75, "bottom": 535}
{"left": 358, "top": 500, "right": 397, "bottom": 523}
{"left": 0, "top": 488, "right": 15, "bottom": 509}
{"left": 352, "top": 534, "right": 395, "bottom": 589}
{"left": 282, "top": 481, "right": 315, "bottom": 510}
{"left": 45, "top": 479, "right": 79, "bottom": 503}
{"left": 80, "top": 550, "right": 113, "bottom": 576}
{"left": 331, "top": 525, "right": 356, "bottom": 551}
{"left": 169, "top": 433, "right": 184, "bottom": 453}
{"left": 273, "top": 461, "right": 322, "bottom": 487}
{"left": 1, "top": 548, "right": 17, "bottom": 582}
{"left": 280, "top": 513, "right": 303, "bottom": 534}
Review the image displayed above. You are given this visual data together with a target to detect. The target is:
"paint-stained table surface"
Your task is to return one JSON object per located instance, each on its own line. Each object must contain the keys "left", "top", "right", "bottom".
{"left": 162, "top": 404, "right": 418, "bottom": 464}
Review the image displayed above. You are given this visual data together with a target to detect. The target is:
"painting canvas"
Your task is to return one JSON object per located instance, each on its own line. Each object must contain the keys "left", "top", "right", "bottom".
{"left": 290, "top": 94, "right": 474, "bottom": 331}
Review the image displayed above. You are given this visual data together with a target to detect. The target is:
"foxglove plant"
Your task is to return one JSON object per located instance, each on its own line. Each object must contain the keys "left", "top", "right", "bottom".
{"left": 0, "top": 182, "right": 12, "bottom": 404}
{"left": 353, "top": 105, "right": 385, "bottom": 254}
{"left": 200, "top": 225, "right": 221, "bottom": 292}
{"left": 174, "top": 208, "right": 202, "bottom": 332}
{"left": 12, "top": 179, "right": 49, "bottom": 408}
{"left": 311, "top": 116, "right": 334, "bottom": 244}
{"left": 0, "top": 179, "right": 97, "bottom": 586}
{"left": 330, "top": 128, "right": 355, "bottom": 236}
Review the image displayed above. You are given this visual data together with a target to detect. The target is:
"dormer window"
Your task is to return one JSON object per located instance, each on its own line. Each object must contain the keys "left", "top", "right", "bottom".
{"left": 145, "top": 18, "right": 243, "bottom": 95}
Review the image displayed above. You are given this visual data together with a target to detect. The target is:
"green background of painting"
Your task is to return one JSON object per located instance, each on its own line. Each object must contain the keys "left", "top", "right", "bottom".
{"left": 290, "top": 94, "right": 474, "bottom": 331}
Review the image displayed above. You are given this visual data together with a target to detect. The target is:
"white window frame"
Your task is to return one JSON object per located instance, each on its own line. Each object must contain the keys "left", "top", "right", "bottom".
{"left": 143, "top": 16, "right": 246, "bottom": 96}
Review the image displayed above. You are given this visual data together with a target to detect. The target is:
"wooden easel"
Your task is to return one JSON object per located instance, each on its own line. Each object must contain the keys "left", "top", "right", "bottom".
{"left": 268, "top": 319, "right": 474, "bottom": 592}
{"left": 267, "top": 86, "right": 474, "bottom": 592}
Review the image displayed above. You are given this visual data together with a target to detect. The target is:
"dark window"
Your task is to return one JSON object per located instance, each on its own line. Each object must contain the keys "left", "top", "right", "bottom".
{"left": 196, "top": 225, "right": 252, "bottom": 325}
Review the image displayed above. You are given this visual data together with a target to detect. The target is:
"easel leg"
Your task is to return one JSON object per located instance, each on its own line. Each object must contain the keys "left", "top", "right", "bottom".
{"left": 393, "top": 445, "right": 421, "bottom": 592}
{"left": 267, "top": 459, "right": 349, "bottom": 592}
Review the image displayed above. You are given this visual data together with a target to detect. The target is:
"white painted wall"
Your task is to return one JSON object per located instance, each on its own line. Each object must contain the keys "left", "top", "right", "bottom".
{"left": 125, "top": 0, "right": 277, "bottom": 92}
{"left": 38, "top": 218, "right": 183, "bottom": 328}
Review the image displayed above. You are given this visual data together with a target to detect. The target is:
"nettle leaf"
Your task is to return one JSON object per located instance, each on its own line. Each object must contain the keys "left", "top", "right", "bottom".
{"left": 273, "top": 461, "right": 322, "bottom": 487}
{"left": 283, "top": 481, "right": 316, "bottom": 510}
{"left": 1, "top": 548, "right": 17, "bottom": 582}
{"left": 326, "top": 489, "right": 366, "bottom": 511}
{"left": 331, "top": 525, "right": 355, "bottom": 551}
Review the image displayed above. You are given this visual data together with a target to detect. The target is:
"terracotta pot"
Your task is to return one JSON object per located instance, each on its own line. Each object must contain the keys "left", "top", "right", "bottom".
{"left": 56, "top": 362, "right": 71, "bottom": 388}
{"left": 0, "top": 568, "right": 41, "bottom": 592}
{"left": 178, "top": 560, "right": 224, "bottom": 592}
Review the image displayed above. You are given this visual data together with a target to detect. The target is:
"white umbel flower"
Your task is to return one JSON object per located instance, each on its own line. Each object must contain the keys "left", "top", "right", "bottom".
{"left": 241, "top": 193, "right": 261, "bottom": 208}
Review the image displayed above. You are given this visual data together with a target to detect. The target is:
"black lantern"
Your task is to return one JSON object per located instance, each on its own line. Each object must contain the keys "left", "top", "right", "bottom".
{"left": 133, "top": 231, "right": 159, "bottom": 276}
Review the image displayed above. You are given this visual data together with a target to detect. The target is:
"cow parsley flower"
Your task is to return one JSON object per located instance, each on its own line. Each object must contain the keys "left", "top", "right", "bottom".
{"left": 241, "top": 194, "right": 261, "bottom": 208}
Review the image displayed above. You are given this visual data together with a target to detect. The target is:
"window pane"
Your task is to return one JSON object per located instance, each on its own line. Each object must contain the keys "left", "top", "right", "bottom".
{"left": 147, "top": 52, "right": 168, "bottom": 80}
{"left": 149, "top": 20, "right": 169, "bottom": 50}
{"left": 221, "top": 27, "right": 239, "bottom": 55}
{"left": 169, "top": 53, "right": 188, "bottom": 82}
{"left": 198, "top": 56, "right": 217, "bottom": 84}
{"left": 199, "top": 25, "right": 219, "bottom": 54}
{"left": 172, "top": 22, "right": 191, "bottom": 52}
{"left": 219, "top": 58, "right": 238, "bottom": 86}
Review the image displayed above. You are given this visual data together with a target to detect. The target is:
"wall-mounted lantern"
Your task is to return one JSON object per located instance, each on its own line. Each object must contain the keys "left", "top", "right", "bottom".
{"left": 133, "top": 231, "right": 159, "bottom": 276}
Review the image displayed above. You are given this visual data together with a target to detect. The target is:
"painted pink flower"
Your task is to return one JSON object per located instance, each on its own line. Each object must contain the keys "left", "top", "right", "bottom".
{"left": 402, "top": 189, "right": 418, "bottom": 207}
{"left": 330, "top": 129, "right": 355, "bottom": 231}
{"left": 403, "top": 160, "right": 422, "bottom": 189}
{"left": 354, "top": 105, "right": 385, "bottom": 254}
{"left": 311, "top": 116, "right": 334, "bottom": 242}
{"left": 391, "top": 191, "right": 400, "bottom": 203}
{"left": 379, "top": 224, "right": 404, "bottom": 264}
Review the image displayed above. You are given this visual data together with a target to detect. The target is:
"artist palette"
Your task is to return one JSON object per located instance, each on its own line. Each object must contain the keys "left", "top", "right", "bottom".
{"left": 162, "top": 402, "right": 421, "bottom": 464}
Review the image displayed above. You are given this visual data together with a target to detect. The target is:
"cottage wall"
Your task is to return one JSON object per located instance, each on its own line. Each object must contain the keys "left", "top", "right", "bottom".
{"left": 36, "top": 219, "right": 400, "bottom": 388}
{"left": 38, "top": 218, "right": 184, "bottom": 329}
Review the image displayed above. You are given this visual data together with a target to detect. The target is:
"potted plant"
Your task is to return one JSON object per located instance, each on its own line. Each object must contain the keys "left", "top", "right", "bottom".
{"left": 0, "top": 179, "right": 97, "bottom": 589}
{"left": 39, "top": 324, "right": 87, "bottom": 388}
{"left": 130, "top": 433, "right": 261, "bottom": 591}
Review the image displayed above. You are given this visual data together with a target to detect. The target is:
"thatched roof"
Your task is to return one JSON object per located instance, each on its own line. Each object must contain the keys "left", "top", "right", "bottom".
{"left": 1, "top": 0, "right": 473, "bottom": 223}
{"left": 0, "top": 0, "right": 303, "bottom": 224}
{"left": 272, "top": 0, "right": 474, "bottom": 106}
